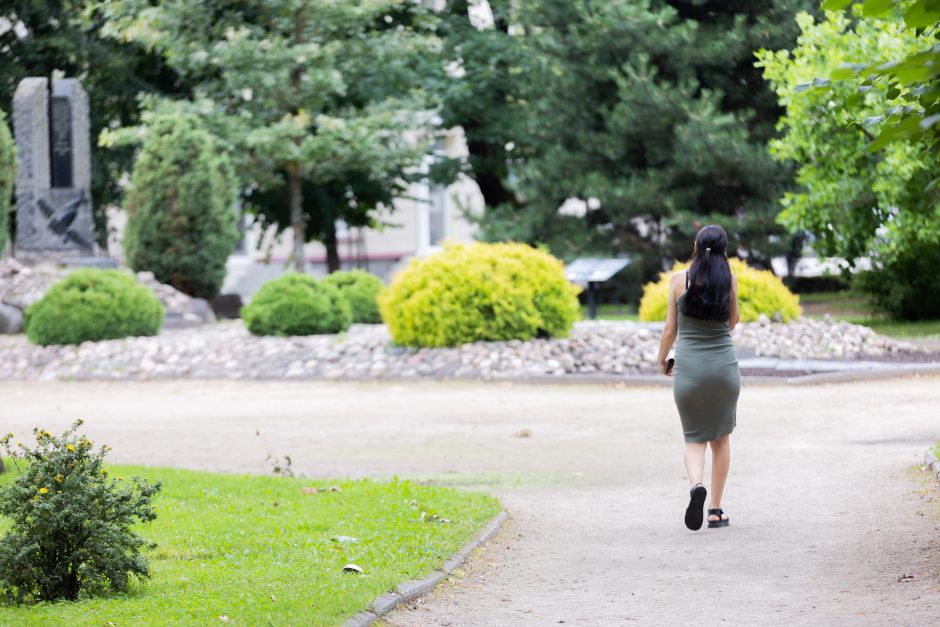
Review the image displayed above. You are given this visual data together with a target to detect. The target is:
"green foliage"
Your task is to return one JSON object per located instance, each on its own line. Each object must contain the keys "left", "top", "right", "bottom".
{"left": 0, "top": 110, "right": 15, "bottom": 254}
{"left": 241, "top": 273, "right": 352, "bottom": 336}
{"left": 0, "top": 1, "right": 189, "bottom": 247}
{"left": 123, "top": 110, "right": 238, "bottom": 299}
{"left": 0, "top": 421, "right": 160, "bottom": 603}
{"left": 102, "top": 0, "right": 436, "bottom": 270}
{"left": 855, "top": 239, "right": 940, "bottom": 320}
{"left": 0, "top": 465, "right": 499, "bottom": 624}
{"left": 322, "top": 270, "right": 384, "bottom": 324}
{"left": 639, "top": 259, "right": 802, "bottom": 323}
{"left": 758, "top": 10, "right": 939, "bottom": 319}
{"left": 379, "top": 242, "right": 580, "bottom": 347}
{"left": 440, "top": 1, "right": 815, "bottom": 269}
{"left": 821, "top": 1, "right": 940, "bottom": 153}
{"left": 25, "top": 269, "right": 164, "bottom": 346}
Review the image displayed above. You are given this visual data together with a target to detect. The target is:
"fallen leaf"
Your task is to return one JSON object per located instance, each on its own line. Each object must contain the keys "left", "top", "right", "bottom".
{"left": 513, "top": 428, "right": 532, "bottom": 438}
{"left": 219, "top": 616, "right": 229, "bottom": 623}
{"left": 343, "top": 563, "right": 364, "bottom": 574}
{"left": 898, "top": 574, "right": 915, "bottom": 582}
{"left": 331, "top": 535, "right": 358, "bottom": 544}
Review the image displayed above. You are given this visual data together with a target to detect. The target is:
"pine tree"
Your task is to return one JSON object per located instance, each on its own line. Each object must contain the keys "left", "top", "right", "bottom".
{"left": 123, "top": 111, "right": 237, "bottom": 299}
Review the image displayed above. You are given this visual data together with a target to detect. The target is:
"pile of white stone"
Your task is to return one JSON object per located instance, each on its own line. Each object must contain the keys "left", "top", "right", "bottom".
{"left": 0, "top": 316, "right": 922, "bottom": 382}
{"left": 0, "top": 258, "right": 215, "bottom": 333}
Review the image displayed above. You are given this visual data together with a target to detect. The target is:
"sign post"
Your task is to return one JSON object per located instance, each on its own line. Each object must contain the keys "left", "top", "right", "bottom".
{"left": 564, "top": 258, "right": 631, "bottom": 320}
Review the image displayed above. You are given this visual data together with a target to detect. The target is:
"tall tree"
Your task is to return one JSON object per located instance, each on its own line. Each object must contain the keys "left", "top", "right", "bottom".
{"left": 758, "top": 9, "right": 939, "bottom": 319}
{"left": 0, "top": 1, "right": 187, "bottom": 248}
{"left": 437, "top": 1, "right": 815, "bottom": 274}
{"left": 104, "top": 0, "right": 437, "bottom": 272}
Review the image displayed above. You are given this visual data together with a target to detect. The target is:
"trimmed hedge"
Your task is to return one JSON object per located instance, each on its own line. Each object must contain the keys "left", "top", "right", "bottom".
{"left": 0, "top": 110, "right": 16, "bottom": 255}
{"left": 123, "top": 111, "right": 238, "bottom": 299}
{"left": 379, "top": 242, "right": 580, "bottom": 347}
{"left": 639, "top": 258, "right": 801, "bottom": 323}
{"left": 241, "top": 273, "right": 352, "bottom": 336}
{"left": 322, "top": 270, "right": 384, "bottom": 324}
{"left": 25, "top": 270, "right": 164, "bottom": 346}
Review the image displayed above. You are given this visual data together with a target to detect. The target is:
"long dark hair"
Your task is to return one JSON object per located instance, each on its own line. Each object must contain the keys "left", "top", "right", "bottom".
{"left": 681, "top": 225, "right": 732, "bottom": 321}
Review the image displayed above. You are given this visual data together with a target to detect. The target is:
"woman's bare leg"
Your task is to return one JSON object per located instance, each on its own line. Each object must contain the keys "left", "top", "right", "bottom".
{"left": 684, "top": 442, "right": 707, "bottom": 487}
{"left": 708, "top": 435, "right": 731, "bottom": 518}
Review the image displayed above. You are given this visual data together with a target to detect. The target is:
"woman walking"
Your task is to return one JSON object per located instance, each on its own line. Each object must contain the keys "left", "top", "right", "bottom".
{"left": 656, "top": 224, "right": 741, "bottom": 531}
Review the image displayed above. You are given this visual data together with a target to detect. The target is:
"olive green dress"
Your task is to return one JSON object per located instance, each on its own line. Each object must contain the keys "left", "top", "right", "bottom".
{"left": 673, "top": 284, "right": 741, "bottom": 443}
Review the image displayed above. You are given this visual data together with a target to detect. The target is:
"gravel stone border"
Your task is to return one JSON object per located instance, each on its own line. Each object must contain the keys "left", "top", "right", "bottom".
{"left": 343, "top": 510, "right": 509, "bottom": 627}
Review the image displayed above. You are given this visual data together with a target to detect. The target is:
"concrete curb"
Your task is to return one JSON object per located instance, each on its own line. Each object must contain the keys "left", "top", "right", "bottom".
{"left": 343, "top": 510, "right": 509, "bottom": 627}
{"left": 925, "top": 450, "right": 940, "bottom": 487}
{"left": 503, "top": 364, "right": 940, "bottom": 387}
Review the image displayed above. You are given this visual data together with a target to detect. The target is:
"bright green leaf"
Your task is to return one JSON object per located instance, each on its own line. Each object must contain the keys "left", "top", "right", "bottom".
{"left": 822, "top": 0, "right": 855, "bottom": 10}
{"left": 862, "top": 0, "right": 896, "bottom": 17}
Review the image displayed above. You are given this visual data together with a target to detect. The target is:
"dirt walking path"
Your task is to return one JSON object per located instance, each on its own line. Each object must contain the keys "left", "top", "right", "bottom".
{"left": 3, "top": 377, "right": 939, "bottom": 625}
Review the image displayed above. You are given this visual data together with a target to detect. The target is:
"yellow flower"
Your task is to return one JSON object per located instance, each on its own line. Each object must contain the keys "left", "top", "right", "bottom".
{"left": 39, "top": 488, "right": 48, "bottom": 495}
{"left": 55, "top": 474, "right": 63, "bottom": 484}
{"left": 66, "top": 444, "right": 76, "bottom": 452}
{"left": 100, "top": 468, "right": 108, "bottom": 475}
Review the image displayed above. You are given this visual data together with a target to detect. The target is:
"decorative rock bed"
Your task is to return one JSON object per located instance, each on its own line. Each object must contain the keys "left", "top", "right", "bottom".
{"left": 0, "top": 258, "right": 215, "bottom": 332}
{"left": 0, "top": 317, "right": 925, "bottom": 382}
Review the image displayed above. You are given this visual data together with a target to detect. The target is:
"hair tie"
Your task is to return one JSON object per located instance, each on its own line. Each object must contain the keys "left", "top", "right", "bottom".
{"left": 705, "top": 247, "right": 711, "bottom": 253}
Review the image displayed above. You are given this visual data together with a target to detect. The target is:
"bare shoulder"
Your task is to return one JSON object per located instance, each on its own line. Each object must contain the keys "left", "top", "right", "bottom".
{"left": 670, "top": 271, "right": 686, "bottom": 286}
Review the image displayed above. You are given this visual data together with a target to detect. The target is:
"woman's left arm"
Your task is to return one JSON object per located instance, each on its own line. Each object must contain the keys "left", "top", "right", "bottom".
{"left": 729, "top": 274, "right": 740, "bottom": 332}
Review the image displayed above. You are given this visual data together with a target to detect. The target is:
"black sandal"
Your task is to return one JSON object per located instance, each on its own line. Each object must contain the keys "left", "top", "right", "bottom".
{"left": 684, "top": 484, "right": 707, "bottom": 530}
{"left": 707, "top": 508, "right": 730, "bottom": 528}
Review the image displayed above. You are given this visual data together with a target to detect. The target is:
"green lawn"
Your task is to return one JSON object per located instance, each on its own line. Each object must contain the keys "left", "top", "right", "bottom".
{"left": 799, "top": 291, "right": 939, "bottom": 339}
{"left": 833, "top": 317, "right": 940, "bottom": 340}
{"left": 580, "top": 303, "right": 639, "bottom": 321}
{"left": 0, "top": 464, "right": 500, "bottom": 625}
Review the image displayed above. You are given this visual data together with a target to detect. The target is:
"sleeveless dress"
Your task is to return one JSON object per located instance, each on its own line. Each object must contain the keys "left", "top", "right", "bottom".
{"left": 672, "top": 275, "right": 741, "bottom": 443}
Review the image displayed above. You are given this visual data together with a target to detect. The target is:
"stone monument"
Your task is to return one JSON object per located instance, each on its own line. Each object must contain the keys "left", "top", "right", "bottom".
{"left": 12, "top": 77, "right": 94, "bottom": 258}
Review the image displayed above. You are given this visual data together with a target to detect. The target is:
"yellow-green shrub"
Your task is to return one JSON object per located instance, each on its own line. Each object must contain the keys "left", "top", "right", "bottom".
{"left": 638, "top": 258, "right": 801, "bottom": 322}
{"left": 379, "top": 242, "right": 580, "bottom": 347}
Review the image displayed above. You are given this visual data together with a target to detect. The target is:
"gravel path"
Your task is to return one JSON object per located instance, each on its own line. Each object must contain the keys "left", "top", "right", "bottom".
{"left": 2, "top": 378, "right": 938, "bottom": 625}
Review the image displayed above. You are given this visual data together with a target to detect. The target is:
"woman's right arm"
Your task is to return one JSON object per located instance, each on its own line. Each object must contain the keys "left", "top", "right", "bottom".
{"left": 728, "top": 274, "right": 740, "bottom": 332}
{"left": 657, "top": 273, "right": 681, "bottom": 375}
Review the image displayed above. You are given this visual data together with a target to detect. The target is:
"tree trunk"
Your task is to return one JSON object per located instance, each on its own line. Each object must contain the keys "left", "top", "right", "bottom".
{"left": 324, "top": 219, "right": 340, "bottom": 273}
{"left": 288, "top": 162, "right": 305, "bottom": 272}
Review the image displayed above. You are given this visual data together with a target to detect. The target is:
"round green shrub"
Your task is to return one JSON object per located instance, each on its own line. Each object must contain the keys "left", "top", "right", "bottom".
{"left": 0, "top": 110, "right": 17, "bottom": 255}
{"left": 378, "top": 242, "right": 581, "bottom": 347}
{"left": 856, "top": 241, "right": 940, "bottom": 320}
{"left": 124, "top": 110, "right": 238, "bottom": 299}
{"left": 25, "top": 269, "right": 164, "bottom": 346}
{"left": 322, "top": 270, "right": 384, "bottom": 324}
{"left": 241, "top": 273, "right": 352, "bottom": 336}
{"left": 638, "top": 258, "right": 801, "bottom": 322}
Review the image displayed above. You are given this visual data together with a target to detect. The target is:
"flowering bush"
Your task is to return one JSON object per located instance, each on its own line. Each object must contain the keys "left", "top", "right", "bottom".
{"left": 638, "top": 258, "right": 801, "bottom": 322}
{"left": 0, "top": 421, "right": 161, "bottom": 603}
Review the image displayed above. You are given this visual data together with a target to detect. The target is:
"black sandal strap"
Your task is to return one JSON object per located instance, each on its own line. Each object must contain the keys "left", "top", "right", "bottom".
{"left": 707, "top": 508, "right": 723, "bottom": 515}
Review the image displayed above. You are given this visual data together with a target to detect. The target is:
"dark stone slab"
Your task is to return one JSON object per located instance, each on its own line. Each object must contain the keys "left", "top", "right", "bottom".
{"left": 13, "top": 77, "right": 94, "bottom": 256}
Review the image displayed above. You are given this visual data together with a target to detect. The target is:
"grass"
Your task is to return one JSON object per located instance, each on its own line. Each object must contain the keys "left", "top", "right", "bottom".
{"left": 932, "top": 442, "right": 940, "bottom": 460}
{"left": 833, "top": 317, "right": 940, "bottom": 340}
{"left": 0, "top": 464, "right": 501, "bottom": 626}
{"left": 798, "top": 291, "right": 940, "bottom": 339}
{"left": 579, "top": 303, "right": 639, "bottom": 321}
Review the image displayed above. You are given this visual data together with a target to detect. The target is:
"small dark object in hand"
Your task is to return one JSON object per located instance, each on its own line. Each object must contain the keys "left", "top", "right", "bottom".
{"left": 665, "top": 358, "right": 675, "bottom": 375}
